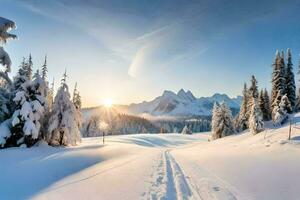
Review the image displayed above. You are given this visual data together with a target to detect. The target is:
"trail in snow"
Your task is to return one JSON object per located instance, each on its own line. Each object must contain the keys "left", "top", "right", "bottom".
{"left": 144, "top": 150, "right": 201, "bottom": 200}
{"left": 144, "top": 142, "right": 248, "bottom": 200}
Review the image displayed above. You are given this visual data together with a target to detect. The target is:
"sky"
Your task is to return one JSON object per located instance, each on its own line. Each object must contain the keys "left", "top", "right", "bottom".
{"left": 1, "top": 0, "right": 300, "bottom": 107}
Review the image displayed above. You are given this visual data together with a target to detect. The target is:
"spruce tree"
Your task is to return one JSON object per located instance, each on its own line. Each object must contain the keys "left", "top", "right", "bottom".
{"left": 249, "top": 97, "right": 264, "bottom": 135}
{"left": 249, "top": 75, "right": 259, "bottom": 100}
{"left": 273, "top": 94, "right": 290, "bottom": 126}
{"left": 263, "top": 89, "right": 271, "bottom": 120}
{"left": 41, "top": 55, "right": 48, "bottom": 81}
{"left": 258, "top": 89, "right": 266, "bottom": 119}
{"left": 10, "top": 72, "right": 46, "bottom": 147}
{"left": 0, "top": 17, "right": 16, "bottom": 147}
{"left": 47, "top": 72, "right": 81, "bottom": 146}
{"left": 26, "top": 54, "right": 33, "bottom": 80}
{"left": 72, "top": 82, "right": 82, "bottom": 130}
{"left": 211, "top": 102, "right": 234, "bottom": 140}
{"left": 271, "top": 50, "right": 286, "bottom": 109}
{"left": 72, "top": 82, "right": 82, "bottom": 110}
{"left": 235, "top": 83, "right": 249, "bottom": 132}
{"left": 285, "top": 48, "right": 296, "bottom": 112}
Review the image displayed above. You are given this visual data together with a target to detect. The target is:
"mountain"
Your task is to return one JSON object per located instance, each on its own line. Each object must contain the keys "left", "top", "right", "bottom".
{"left": 127, "top": 89, "right": 242, "bottom": 117}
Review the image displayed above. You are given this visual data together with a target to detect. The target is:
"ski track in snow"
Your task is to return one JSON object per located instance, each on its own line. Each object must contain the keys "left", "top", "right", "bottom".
{"left": 143, "top": 149, "right": 200, "bottom": 200}
{"left": 143, "top": 146, "right": 248, "bottom": 200}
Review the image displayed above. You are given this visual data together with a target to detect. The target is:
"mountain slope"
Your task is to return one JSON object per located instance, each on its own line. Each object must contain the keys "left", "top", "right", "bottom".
{"left": 127, "top": 89, "right": 242, "bottom": 116}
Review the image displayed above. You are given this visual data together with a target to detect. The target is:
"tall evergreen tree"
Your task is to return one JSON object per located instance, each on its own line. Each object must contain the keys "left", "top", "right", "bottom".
{"left": 26, "top": 54, "right": 33, "bottom": 80}
{"left": 72, "top": 82, "right": 82, "bottom": 130}
{"left": 263, "top": 89, "right": 271, "bottom": 120}
{"left": 235, "top": 83, "right": 249, "bottom": 131}
{"left": 249, "top": 75, "right": 259, "bottom": 100}
{"left": 10, "top": 72, "right": 46, "bottom": 147}
{"left": 249, "top": 98, "right": 264, "bottom": 135}
{"left": 13, "top": 58, "right": 28, "bottom": 92}
{"left": 72, "top": 82, "right": 82, "bottom": 110}
{"left": 285, "top": 48, "right": 296, "bottom": 112}
{"left": 258, "top": 89, "right": 266, "bottom": 119}
{"left": 211, "top": 102, "right": 234, "bottom": 140}
{"left": 273, "top": 94, "right": 291, "bottom": 126}
{"left": 47, "top": 72, "right": 81, "bottom": 146}
{"left": 41, "top": 55, "right": 47, "bottom": 81}
{"left": 271, "top": 50, "right": 286, "bottom": 110}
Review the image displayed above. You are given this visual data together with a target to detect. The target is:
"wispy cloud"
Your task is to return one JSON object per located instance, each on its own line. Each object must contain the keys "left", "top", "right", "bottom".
{"left": 18, "top": 0, "right": 294, "bottom": 78}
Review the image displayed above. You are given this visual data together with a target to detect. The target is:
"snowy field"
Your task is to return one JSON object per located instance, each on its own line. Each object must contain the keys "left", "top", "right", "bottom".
{"left": 1, "top": 117, "right": 300, "bottom": 200}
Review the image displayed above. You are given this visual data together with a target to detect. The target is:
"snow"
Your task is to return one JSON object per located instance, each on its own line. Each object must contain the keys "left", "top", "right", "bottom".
{"left": 127, "top": 89, "right": 242, "bottom": 117}
{"left": 0, "top": 16, "right": 17, "bottom": 43}
{"left": 1, "top": 113, "right": 300, "bottom": 199}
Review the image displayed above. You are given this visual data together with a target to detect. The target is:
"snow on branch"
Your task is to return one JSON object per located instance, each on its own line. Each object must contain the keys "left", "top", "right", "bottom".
{"left": 0, "top": 17, "right": 17, "bottom": 43}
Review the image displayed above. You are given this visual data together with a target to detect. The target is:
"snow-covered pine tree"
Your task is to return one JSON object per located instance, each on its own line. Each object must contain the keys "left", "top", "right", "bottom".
{"left": 0, "top": 17, "right": 17, "bottom": 43}
{"left": 271, "top": 50, "right": 286, "bottom": 110}
{"left": 72, "top": 82, "right": 82, "bottom": 110}
{"left": 41, "top": 55, "right": 47, "bottom": 81}
{"left": 13, "top": 58, "right": 28, "bottom": 92}
{"left": 211, "top": 102, "right": 234, "bottom": 140}
{"left": 235, "top": 83, "right": 249, "bottom": 132}
{"left": 263, "top": 88, "right": 271, "bottom": 120}
{"left": 72, "top": 82, "right": 82, "bottom": 130}
{"left": 0, "top": 17, "right": 16, "bottom": 86}
{"left": 273, "top": 94, "right": 291, "bottom": 126}
{"left": 285, "top": 48, "right": 296, "bottom": 112}
{"left": 25, "top": 54, "right": 33, "bottom": 80}
{"left": 258, "top": 89, "right": 266, "bottom": 120}
{"left": 9, "top": 72, "right": 46, "bottom": 147}
{"left": 249, "top": 75, "right": 259, "bottom": 99}
{"left": 249, "top": 97, "right": 264, "bottom": 135}
{"left": 220, "top": 102, "right": 235, "bottom": 138}
{"left": 47, "top": 71, "right": 81, "bottom": 146}
{"left": 0, "top": 17, "right": 16, "bottom": 147}
{"left": 181, "top": 125, "right": 192, "bottom": 134}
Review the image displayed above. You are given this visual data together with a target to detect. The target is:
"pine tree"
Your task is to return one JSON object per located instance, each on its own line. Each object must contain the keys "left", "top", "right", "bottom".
{"left": 13, "top": 58, "right": 28, "bottom": 92}
{"left": 0, "top": 17, "right": 16, "bottom": 73}
{"left": 249, "top": 75, "right": 259, "bottom": 100}
{"left": 47, "top": 78, "right": 54, "bottom": 110}
{"left": 41, "top": 55, "right": 48, "bottom": 81}
{"left": 47, "top": 72, "right": 81, "bottom": 146}
{"left": 271, "top": 50, "right": 286, "bottom": 109}
{"left": 26, "top": 54, "right": 33, "bottom": 80}
{"left": 263, "top": 89, "right": 271, "bottom": 120}
{"left": 258, "top": 89, "right": 266, "bottom": 119}
{"left": 181, "top": 125, "right": 192, "bottom": 134}
{"left": 0, "top": 17, "right": 16, "bottom": 147}
{"left": 72, "top": 82, "right": 82, "bottom": 130}
{"left": 211, "top": 102, "right": 234, "bottom": 140}
{"left": 273, "top": 94, "right": 290, "bottom": 126}
{"left": 10, "top": 72, "right": 46, "bottom": 147}
{"left": 285, "top": 48, "right": 296, "bottom": 112}
{"left": 235, "top": 83, "right": 249, "bottom": 132}
{"left": 72, "top": 82, "right": 82, "bottom": 110}
{"left": 249, "top": 97, "right": 264, "bottom": 135}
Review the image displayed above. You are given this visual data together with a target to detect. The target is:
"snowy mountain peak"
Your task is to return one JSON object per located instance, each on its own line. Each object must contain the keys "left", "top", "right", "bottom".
{"left": 127, "top": 90, "right": 241, "bottom": 117}
{"left": 177, "top": 89, "right": 196, "bottom": 102}
{"left": 162, "top": 90, "right": 177, "bottom": 97}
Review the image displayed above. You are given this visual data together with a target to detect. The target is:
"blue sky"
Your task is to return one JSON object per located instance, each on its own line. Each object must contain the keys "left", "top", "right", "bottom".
{"left": 1, "top": 0, "right": 300, "bottom": 107}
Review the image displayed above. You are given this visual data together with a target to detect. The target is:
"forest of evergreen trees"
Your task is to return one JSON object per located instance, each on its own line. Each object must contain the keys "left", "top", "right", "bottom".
{"left": 212, "top": 49, "right": 298, "bottom": 140}
{"left": 0, "top": 17, "right": 82, "bottom": 148}
{"left": 82, "top": 112, "right": 211, "bottom": 137}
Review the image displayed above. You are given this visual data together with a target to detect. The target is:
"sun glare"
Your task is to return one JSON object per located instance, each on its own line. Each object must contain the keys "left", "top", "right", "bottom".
{"left": 103, "top": 99, "right": 113, "bottom": 108}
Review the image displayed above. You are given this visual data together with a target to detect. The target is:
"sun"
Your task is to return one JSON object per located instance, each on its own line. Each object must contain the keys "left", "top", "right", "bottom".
{"left": 103, "top": 98, "right": 113, "bottom": 108}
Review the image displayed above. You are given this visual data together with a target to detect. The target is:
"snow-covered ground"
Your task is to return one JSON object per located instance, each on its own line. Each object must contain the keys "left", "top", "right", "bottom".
{"left": 1, "top": 114, "right": 300, "bottom": 200}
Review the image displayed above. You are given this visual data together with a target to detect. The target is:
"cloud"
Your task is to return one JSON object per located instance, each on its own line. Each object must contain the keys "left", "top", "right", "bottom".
{"left": 18, "top": 0, "right": 295, "bottom": 78}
